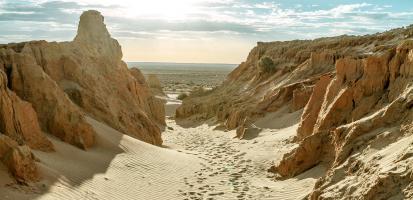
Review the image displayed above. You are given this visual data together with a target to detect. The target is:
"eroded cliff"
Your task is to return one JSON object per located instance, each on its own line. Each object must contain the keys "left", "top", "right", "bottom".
{"left": 0, "top": 10, "right": 165, "bottom": 183}
{"left": 177, "top": 26, "right": 413, "bottom": 199}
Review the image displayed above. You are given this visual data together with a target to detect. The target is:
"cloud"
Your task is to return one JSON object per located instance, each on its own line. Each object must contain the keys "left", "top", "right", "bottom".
{"left": 0, "top": 0, "right": 412, "bottom": 44}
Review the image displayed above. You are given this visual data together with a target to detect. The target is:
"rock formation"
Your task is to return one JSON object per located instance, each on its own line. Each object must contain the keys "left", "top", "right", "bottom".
{"left": 1, "top": 10, "right": 164, "bottom": 146}
{"left": 129, "top": 69, "right": 166, "bottom": 125}
{"left": 0, "top": 70, "right": 53, "bottom": 152}
{"left": 147, "top": 74, "right": 166, "bottom": 97}
{"left": 4, "top": 51, "right": 96, "bottom": 149}
{"left": 177, "top": 26, "right": 413, "bottom": 198}
{"left": 0, "top": 10, "right": 165, "bottom": 183}
{"left": 0, "top": 135, "right": 39, "bottom": 183}
{"left": 0, "top": 71, "right": 46, "bottom": 183}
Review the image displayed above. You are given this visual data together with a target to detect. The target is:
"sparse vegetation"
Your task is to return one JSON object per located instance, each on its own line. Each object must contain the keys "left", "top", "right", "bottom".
{"left": 177, "top": 93, "right": 189, "bottom": 100}
{"left": 189, "top": 87, "right": 204, "bottom": 96}
{"left": 257, "top": 56, "right": 276, "bottom": 73}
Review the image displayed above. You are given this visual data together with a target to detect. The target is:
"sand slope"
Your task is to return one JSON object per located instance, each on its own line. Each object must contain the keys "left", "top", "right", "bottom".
{"left": 1, "top": 103, "right": 324, "bottom": 200}
{"left": 164, "top": 107, "right": 324, "bottom": 199}
{"left": 1, "top": 117, "right": 201, "bottom": 200}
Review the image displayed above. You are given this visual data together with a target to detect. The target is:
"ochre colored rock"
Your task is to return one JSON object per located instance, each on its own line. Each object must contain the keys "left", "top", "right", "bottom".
{"left": 177, "top": 25, "right": 413, "bottom": 199}
{"left": 225, "top": 110, "right": 247, "bottom": 130}
{"left": 3, "top": 145, "right": 38, "bottom": 183}
{"left": 0, "top": 10, "right": 164, "bottom": 147}
{"left": 4, "top": 52, "right": 95, "bottom": 150}
{"left": 176, "top": 33, "right": 378, "bottom": 128}
{"left": 147, "top": 74, "right": 163, "bottom": 90}
{"left": 74, "top": 10, "right": 122, "bottom": 60}
{"left": 130, "top": 68, "right": 148, "bottom": 85}
{"left": 0, "top": 70, "right": 53, "bottom": 151}
{"left": 147, "top": 74, "right": 165, "bottom": 97}
{"left": 296, "top": 75, "right": 332, "bottom": 140}
{"left": 276, "top": 41, "right": 413, "bottom": 199}
{"left": 129, "top": 68, "right": 166, "bottom": 126}
{"left": 0, "top": 135, "right": 38, "bottom": 183}
{"left": 271, "top": 131, "right": 331, "bottom": 177}
{"left": 291, "top": 86, "right": 313, "bottom": 111}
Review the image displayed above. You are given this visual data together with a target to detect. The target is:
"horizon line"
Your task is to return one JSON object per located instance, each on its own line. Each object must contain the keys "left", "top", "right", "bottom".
{"left": 125, "top": 61, "right": 239, "bottom": 65}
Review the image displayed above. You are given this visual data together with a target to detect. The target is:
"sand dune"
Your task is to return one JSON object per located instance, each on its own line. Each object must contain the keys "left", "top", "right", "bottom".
{"left": 0, "top": 9, "right": 328, "bottom": 199}
{"left": 1, "top": 116, "right": 201, "bottom": 200}
{"left": 0, "top": 100, "right": 327, "bottom": 200}
{"left": 2, "top": 7, "right": 413, "bottom": 200}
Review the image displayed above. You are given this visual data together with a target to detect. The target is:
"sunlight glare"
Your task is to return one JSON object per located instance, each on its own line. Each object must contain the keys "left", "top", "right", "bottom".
{"left": 121, "top": 0, "right": 200, "bottom": 20}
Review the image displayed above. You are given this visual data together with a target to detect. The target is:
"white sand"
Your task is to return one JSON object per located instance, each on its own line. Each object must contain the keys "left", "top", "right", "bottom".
{"left": 1, "top": 117, "right": 201, "bottom": 200}
{"left": 0, "top": 98, "right": 324, "bottom": 200}
{"left": 163, "top": 117, "right": 324, "bottom": 199}
{"left": 160, "top": 93, "right": 182, "bottom": 117}
{"left": 161, "top": 104, "right": 324, "bottom": 199}
{"left": 165, "top": 103, "right": 181, "bottom": 117}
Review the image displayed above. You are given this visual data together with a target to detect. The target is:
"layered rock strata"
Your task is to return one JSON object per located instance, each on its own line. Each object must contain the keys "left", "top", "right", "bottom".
{"left": 177, "top": 25, "right": 413, "bottom": 199}
{"left": 0, "top": 10, "right": 165, "bottom": 183}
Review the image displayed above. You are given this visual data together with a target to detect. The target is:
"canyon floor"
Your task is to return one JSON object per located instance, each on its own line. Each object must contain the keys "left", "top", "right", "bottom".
{"left": 0, "top": 94, "right": 324, "bottom": 200}
{"left": 2, "top": 10, "right": 413, "bottom": 200}
{"left": 163, "top": 102, "right": 325, "bottom": 200}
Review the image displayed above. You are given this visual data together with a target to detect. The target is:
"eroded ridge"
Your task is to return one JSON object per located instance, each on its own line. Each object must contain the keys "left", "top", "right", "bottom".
{"left": 177, "top": 26, "right": 413, "bottom": 199}
{"left": 0, "top": 10, "right": 164, "bottom": 184}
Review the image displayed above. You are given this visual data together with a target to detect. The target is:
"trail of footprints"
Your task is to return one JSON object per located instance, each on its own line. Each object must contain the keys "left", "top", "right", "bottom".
{"left": 173, "top": 132, "right": 265, "bottom": 200}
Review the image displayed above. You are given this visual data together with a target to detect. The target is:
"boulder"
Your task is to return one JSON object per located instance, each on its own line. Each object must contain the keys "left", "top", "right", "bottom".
{"left": 0, "top": 135, "right": 38, "bottom": 183}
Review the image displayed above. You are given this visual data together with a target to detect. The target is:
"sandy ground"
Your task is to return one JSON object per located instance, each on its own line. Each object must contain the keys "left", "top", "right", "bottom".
{"left": 163, "top": 103, "right": 325, "bottom": 200}
{"left": 0, "top": 117, "right": 201, "bottom": 200}
{"left": 0, "top": 95, "right": 325, "bottom": 200}
{"left": 164, "top": 93, "right": 182, "bottom": 117}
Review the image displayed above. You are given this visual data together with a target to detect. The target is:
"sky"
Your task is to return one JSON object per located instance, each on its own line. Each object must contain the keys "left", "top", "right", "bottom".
{"left": 0, "top": 1, "right": 413, "bottom": 63}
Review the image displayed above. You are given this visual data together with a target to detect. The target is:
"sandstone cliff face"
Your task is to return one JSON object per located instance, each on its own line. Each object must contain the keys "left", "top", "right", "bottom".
{"left": 0, "top": 10, "right": 164, "bottom": 183}
{"left": 301, "top": 42, "right": 413, "bottom": 200}
{"left": 177, "top": 26, "right": 413, "bottom": 198}
{"left": 0, "top": 135, "right": 39, "bottom": 183}
{"left": 2, "top": 50, "right": 96, "bottom": 149}
{"left": 177, "top": 30, "right": 401, "bottom": 128}
{"left": 129, "top": 69, "right": 166, "bottom": 126}
{"left": 147, "top": 74, "right": 166, "bottom": 97}
{"left": 0, "top": 70, "right": 53, "bottom": 152}
{"left": 0, "top": 71, "right": 48, "bottom": 183}
{"left": 0, "top": 10, "right": 163, "bottom": 147}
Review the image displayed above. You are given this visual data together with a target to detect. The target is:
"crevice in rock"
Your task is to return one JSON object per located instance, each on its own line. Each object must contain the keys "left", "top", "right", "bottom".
{"left": 352, "top": 99, "right": 356, "bottom": 109}
{"left": 64, "top": 88, "right": 83, "bottom": 107}
{"left": 383, "top": 76, "right": 390, "bottom": 91}
{"left": 5, "top": 64, "right": 12, "bottom": 89}
{"left": 6, "top": 42, "right": 26, "bottom": 53}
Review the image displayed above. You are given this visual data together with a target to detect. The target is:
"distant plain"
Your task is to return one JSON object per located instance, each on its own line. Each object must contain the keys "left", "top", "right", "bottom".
{"left": 128, "top": 62, "right": 236, "bottom": 93}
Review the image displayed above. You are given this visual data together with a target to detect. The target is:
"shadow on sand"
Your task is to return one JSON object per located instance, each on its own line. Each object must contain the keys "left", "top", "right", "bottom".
{"left": 241, "top": 127, "right": 262, "bottom": 140}
{"left": 175, "top": 115, "right": 219, "bottom": 129}
{"left": 0, "top": 117, "right": 125, "bottom": 200}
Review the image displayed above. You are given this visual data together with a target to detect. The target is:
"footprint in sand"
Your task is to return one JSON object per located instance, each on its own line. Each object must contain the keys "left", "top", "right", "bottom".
{"left": 208, "top": 192, "right": 225, "bottom": 196}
